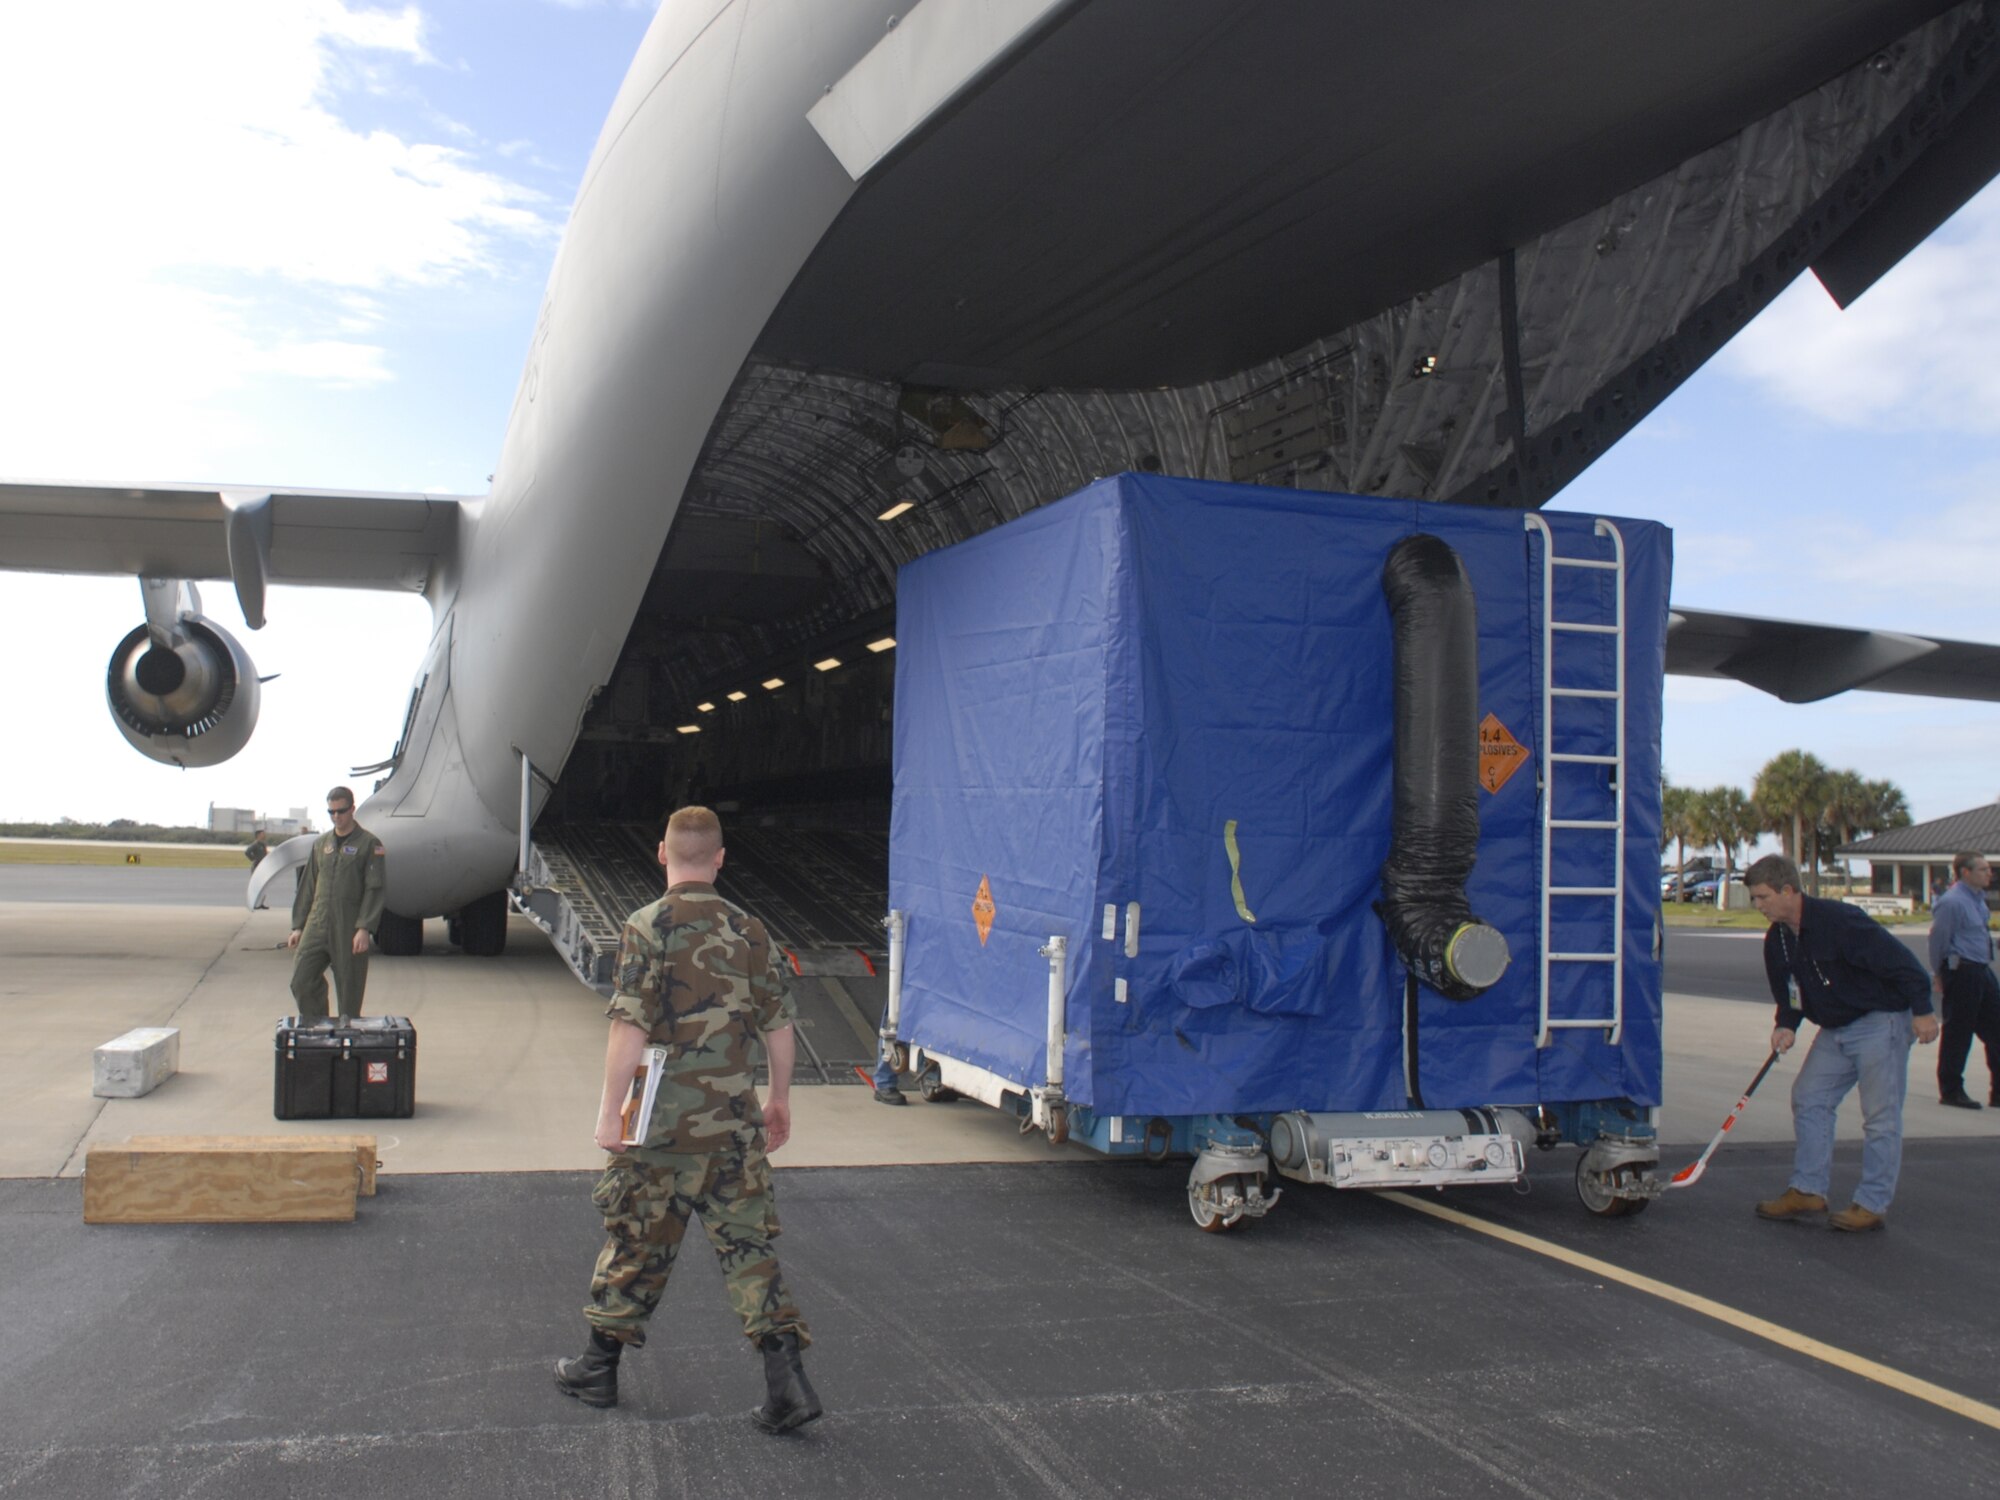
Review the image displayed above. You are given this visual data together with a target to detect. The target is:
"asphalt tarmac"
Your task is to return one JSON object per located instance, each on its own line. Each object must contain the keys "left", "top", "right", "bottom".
{"left": 4, "top": 870, "right": 1997, "bottom": 1497}
{"left": 1664, "top": 925, "right": 1933, "bottom": 1006}
{"left": 3, "top": 1149, "right": 1995, "bottom": 1499}
{"left": 0, "top": 865, "right": 250, "bottom": 906}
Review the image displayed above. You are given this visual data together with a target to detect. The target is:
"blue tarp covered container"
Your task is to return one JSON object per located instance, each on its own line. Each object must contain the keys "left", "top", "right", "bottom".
{"left": 890, "top": 474, "right": 1669, "bottom": 1119}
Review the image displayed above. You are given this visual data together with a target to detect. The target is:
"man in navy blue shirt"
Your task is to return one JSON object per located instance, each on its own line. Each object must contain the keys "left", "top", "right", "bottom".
{"left": 1927, "top": 851, "right": 1998, "bottom": 1110}
{"left": 1746, "top": 854, "right": 1937, "bottom": 1233}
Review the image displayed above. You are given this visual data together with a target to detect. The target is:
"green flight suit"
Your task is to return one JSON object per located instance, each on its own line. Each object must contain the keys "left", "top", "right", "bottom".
{"left": 290, "top": 822, "right": 388, "bottom": 1019}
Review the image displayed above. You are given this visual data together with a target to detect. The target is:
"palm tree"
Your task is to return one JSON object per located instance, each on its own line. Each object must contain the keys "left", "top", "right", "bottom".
{"left": 1660, "top": 784, "right": 1699, "bottom": 887}
{"left": 1860, "top": 778, "right": 1911, "bottom": 836}
{"left": 1702, "top": 785, "right": 1757, "bottom": 887}
{"left": 1754, "top": 749, "right": 1831, "bottom": 892}
{"left": 1821, "top": 768, "right": 1869, "bottom": 891}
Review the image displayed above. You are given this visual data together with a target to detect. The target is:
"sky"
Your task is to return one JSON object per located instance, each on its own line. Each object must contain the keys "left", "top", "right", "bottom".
{"left": 2, "top": 1, "right": 1998, "bottom": 852}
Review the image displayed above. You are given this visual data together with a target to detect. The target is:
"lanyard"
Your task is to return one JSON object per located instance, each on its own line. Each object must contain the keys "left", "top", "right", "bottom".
{"left": 1776, "top": 924, "right": 1830, "bottom": 996}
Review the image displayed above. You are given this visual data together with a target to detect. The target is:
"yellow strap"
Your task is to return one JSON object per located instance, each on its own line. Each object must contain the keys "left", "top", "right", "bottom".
{"left": 1223, "top": 821, "right": 1257, "bottom": 924}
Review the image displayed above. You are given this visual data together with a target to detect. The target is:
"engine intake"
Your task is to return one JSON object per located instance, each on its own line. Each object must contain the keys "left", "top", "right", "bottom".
{"left": 105, "top": 615, "right": 261, "bottom": 767}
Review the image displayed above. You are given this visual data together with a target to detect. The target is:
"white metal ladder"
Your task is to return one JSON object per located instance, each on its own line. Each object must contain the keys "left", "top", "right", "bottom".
{"left": 1524, "top": 515, "right": 1627, "bottom": 1047}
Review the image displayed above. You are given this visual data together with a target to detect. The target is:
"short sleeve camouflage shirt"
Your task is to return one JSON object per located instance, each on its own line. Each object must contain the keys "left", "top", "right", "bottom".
{"left": 606, "top": 881, "right": 795, "bottom": 1153}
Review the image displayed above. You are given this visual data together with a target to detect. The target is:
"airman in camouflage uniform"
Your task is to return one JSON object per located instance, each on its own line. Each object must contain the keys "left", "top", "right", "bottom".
{"left": 555, "top": 806, "right": 822, "bottom": 1432}
{"left": 287, "top": 786, "right": 386, "bottom": 1019}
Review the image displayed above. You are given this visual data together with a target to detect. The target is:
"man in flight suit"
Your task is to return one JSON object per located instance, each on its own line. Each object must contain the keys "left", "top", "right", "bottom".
{"left": 287, "top": 786, "right": 387, "bottom": 1018}
{"left": 553, "top": 805, "right": 821, "bottom": 1433}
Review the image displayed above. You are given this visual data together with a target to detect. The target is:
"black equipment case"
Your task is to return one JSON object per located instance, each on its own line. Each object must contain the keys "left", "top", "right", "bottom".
{"left": 274, "top": 1016, "right": 417, "bottom": 1120}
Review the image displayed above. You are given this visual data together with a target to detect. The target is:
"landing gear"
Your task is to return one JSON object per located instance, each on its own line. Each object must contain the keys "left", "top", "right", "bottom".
{"left": 458, "top": 891, "right": 509, "bottom": 957}
{"left": 375, "top": 909, "right": 423, "bottom": 957}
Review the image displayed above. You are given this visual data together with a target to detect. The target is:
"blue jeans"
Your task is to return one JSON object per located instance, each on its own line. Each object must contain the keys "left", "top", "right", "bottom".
{"left": 1789, "top": 1010, "right": 1915, "bottom": 1213}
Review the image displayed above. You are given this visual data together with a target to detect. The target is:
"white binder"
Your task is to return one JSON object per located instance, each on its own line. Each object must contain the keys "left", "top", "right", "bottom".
{"left": 619, "top": 1046, "right": 671, "bottom": 1146}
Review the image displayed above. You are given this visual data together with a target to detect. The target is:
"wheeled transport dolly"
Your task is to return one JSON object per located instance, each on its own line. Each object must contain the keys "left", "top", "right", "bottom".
{"left": 883, "top": 475, "right": 1667, "bottom": 1228}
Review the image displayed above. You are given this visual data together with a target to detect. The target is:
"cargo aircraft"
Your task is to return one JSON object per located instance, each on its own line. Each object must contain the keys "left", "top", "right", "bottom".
{"left": 5, "top": 0, "right": 2000, "bottom": 979}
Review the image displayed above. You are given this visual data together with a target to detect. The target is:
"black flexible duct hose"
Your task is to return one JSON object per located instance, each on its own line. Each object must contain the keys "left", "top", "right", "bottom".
{"left": 1378, "top": 534, "right": 1509, "bottom": 1000}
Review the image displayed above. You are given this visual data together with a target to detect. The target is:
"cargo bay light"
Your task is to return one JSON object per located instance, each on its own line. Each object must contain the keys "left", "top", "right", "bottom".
{"left": 882, "top": 474, "right": 1665, "bottom": 1228}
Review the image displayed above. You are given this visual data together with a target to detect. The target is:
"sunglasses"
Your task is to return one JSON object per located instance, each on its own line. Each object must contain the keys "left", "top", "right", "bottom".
{"left": 328, "top": 806, "right": 353, "bottom": 815}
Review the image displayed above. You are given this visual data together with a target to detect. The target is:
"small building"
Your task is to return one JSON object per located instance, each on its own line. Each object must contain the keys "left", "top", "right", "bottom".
{"left": 1837, "top": 803, "right": 2000, "bottom": 905}
{"left": 267, "top": 807, "right": 312, "bottom": 838}
{"left": 207, "top": 804, "right": 257, "bottom": 835}
{"left": 208, "top": 804, "right": 313, "bottom": 838}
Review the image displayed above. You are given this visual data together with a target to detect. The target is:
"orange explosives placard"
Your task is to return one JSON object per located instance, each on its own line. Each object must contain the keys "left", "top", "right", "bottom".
{"left": 971, "top": 875, "right": 996, "bottom": 946}
{"left": 1478, "top": 712, "right": 1531, "bottom": 794}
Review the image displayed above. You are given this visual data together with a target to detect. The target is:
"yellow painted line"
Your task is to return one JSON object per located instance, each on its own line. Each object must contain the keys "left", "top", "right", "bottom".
{"left": 1385, "top": 1191, "right": 2000, "bottom": 1433}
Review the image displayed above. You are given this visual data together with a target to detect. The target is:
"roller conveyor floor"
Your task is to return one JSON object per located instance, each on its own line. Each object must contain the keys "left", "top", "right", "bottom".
{"left": 524, "top": 821, "right": 890, "bottom": 1085}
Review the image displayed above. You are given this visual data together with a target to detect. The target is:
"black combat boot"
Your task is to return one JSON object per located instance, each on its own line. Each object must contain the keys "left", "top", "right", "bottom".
{"left": 749, "top": 1331, "right": 822, "bottom": 1433}
{"left": 554, "top": 1328, "right": 623, "bottom": 1408}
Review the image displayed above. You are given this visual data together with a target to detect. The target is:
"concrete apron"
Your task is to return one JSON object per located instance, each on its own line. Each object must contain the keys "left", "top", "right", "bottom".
{"left": 4, "top": 900, "right": 1995, "bottom": 1181}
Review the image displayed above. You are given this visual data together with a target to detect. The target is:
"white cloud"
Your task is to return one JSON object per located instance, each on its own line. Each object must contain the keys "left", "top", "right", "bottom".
{"left": 1796, "top": 497, "right": 1994, "bottom": 605}
{"left": 1723, "top": 181, "right": 2000, "bottom": 432}
{"left": 0, "top": 1, "right": 553, "bottom": 479}
{"left": 1674, "top": 489, "right": 1997, "bottom": 634}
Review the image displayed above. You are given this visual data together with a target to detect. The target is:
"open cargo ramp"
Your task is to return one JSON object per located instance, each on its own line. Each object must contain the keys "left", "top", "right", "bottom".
{"left": 518, "top": 821, "right": 889, "bottom": 1084}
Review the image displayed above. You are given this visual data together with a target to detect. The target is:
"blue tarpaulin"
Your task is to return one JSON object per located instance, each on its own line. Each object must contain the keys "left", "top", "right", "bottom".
{"left": 890, "top": 474, "right": 1669, "bottom": 1117}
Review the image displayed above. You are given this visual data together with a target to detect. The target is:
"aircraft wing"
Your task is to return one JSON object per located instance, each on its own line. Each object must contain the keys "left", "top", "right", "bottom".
{"left": 0, "top": 478, "right": 466, "bottom": 626}
{"left": 1667, "top": 607, "right": 2000, "bottom": 704}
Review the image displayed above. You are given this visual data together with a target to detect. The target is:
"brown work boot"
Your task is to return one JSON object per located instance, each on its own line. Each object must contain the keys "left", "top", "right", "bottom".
{"left": 1828, "top": 1203, "right": 1886, "bottom": 1233}
{"left": 1754, "top": 1187, "right": 1827, "bottom": 1221}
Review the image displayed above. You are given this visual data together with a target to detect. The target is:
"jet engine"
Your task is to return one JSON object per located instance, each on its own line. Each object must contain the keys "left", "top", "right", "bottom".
{"left": 105, "top": 605, "right": 261, "bottom": 768}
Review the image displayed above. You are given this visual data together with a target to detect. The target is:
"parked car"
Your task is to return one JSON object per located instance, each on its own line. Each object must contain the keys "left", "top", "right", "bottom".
{"left": 1661, "top": 870, "right": 1714, "bottom": 901}
{"left": 1684, "top": 872, "right": 1726, "bottom": 904}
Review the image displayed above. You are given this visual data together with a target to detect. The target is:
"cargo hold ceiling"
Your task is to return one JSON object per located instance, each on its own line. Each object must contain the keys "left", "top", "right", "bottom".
{"left": 759, "top": 0, "right": 1961, "bottom": 391}
{"left": 626, "top": 0, "right": 1996, "bottom": 712}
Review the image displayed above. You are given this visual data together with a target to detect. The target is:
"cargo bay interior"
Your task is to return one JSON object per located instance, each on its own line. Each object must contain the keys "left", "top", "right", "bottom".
{"left": 519, "top": 0, "right": 1996, "bottom": 1080}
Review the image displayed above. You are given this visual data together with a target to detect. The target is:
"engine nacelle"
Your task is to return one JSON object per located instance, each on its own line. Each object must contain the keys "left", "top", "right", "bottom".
{"left": 105, "top": 615, "right": 262, "bottom": 767}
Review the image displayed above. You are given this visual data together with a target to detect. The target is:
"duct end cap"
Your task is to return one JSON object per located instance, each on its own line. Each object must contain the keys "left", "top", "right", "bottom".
{"left": 1445, "top": 922, "right": 1511, "bottom": 992}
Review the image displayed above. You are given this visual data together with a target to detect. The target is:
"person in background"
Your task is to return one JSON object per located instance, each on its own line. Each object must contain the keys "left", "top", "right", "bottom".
{"left": 244, "top": 828, "right": 270, "bottom": 909}
{"left": 1928, "top": 851, "right": 1999, "bottom": 1110}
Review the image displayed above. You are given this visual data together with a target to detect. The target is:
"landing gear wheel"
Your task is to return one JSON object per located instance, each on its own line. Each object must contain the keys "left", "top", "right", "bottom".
{"left": 375, "top": 909, "right": 423, "bottom": 957}
{"left": 1188, "top": 1174, "right": 1244, "bottom": 1232}
{"left": 1576, "top": 1157, "right": 1650, "bottom": 1218}
{"left": 1046, "top": 1103, "right": 1069, "bottom": 1146}
{"left": 458, "top": 891, "right": 509, "bottom": 957}
{"left": 917, "top": 1065, "right": 959, "bottom": 1103}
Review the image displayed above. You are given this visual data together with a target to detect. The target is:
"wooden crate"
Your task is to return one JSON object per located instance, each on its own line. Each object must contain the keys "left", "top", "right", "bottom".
{"left": 83, "top": 1141, "right": 359, "bottom": 1224}
{"left": 127, "top": 1134, "right": 380, "bottom": 1195}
